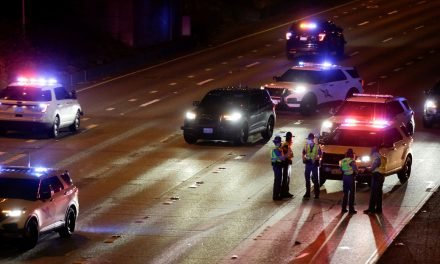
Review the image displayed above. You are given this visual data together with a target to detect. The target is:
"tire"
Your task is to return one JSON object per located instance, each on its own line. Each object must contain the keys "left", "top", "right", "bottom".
{"left": 345, "top": 88, "right": 358, "bottom": 99}
{"left": 397, "top": 156, "right": 412, "bottom": 183}
{"left": 300, "top": 94, "right": 317, "bottom": 116}
{"left": 234, "top": 124, "right": 248, "bottom": 145}
{"left": 69, "top": 111, "right": 81, "bottom": 132}
{"left": 48, "top": 115, "right": 60, "bottom": 138}
{"left": 261, "top": 117, "right": 274, "bottom": 141}
{"left": 22, "top": 218, "right": 39, "bottom": 249}
{"left": 183, "top": 132, "right": 197, "bottom": 144}
{"left": 59, "top": 207, "right": 76, "bottom": 238}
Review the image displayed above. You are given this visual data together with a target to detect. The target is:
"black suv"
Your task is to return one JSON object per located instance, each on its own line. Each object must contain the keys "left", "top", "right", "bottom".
{"left": 181, "top": 88, "right": 276, "bottom": 145}
{"left": 423, "top": 80, "right": 440, "bottom": 128}
{"left": 285, "top": 20, "right": 346, "bottom": 59}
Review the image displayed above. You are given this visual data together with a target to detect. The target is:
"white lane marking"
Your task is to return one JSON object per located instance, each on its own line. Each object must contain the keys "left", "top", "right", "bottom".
{"left": 221, "top": 61, "right": 228, "bottom": 64}
{"left": 26, "top": 140, "right": 36, "bottom": 143}
{"left": 187, "top": 75, "right": 194, "bottom": 78}
{"left": 367, "top": 82, "right": 376, "bottom": 86}
{"left": 169, "top": 82, "right": 177, "bottom": 86}
{"left": 237, "top": 55, "right": 243, "bottom": 59}
{"left": 86, "top": 124, "right": 98, "bottom": 129}
{"left": 128, "top": 98, "right": 137, "bottom": 102}
{"left": 380, "top": 75, "right": 388, "bottom": 79}
{"left": 405, "top": 61, "right": 414, "bottom": 66}
{"left": 2, "top": 154, "right": 26, "bottom": 164}
{"left": 333, "top": 15, "right": 339, "bottom": 19}
{"left": 150, "top": 90, "right": 158, "bottom": 94}
{"left": 245, "top": 62, "right": 260, "bottom": 68}
{"left": 294, "top": 120, "right": 303, "bottom": 125}
{"left": 205, "top": 68, "right": 212, "bottom": 71}
{"left": 349, "top": 51, "right": 359, "bottom": 56}
{"left": 358, "top": 21, "right": 369, "bottom": 26}
{"left": 252, "top": 49, "right": 258, "bottom": 53}
{"left": 415, "top": 25, "right": 424, "bottom": 30}
{"left": 106, "top": 108, "right": 115, "bottom": 111}
{"left": 265, "top": 44, "right": 271, "bottom": 47}
{"left": 382, "top": 37, "right": 393, "bottom": 43}
{"left": 417, "top": 56, "right": 424, "bottom": 60}
{"left": 197, "top": 79, "right": 214, "bottom": 86}
{"left": 388, "top": 10, "right": 398, "bottom": 15}
{"left": 366, "top": 5, "right": 379, "bottom": 9}
{"left": 140, "top": 99, "right": 160, "bottom": 107}
{"left": 277, "top": 38, "right": 284, "bottom": 42}
{"left": 173, "top": 91, "right": 178, "bottom": 94}
{"left": 82, "top": 117, "right": 90, "bottom": 121}
{"left": 393, "top": 68, "right": 402, "bottom": 72}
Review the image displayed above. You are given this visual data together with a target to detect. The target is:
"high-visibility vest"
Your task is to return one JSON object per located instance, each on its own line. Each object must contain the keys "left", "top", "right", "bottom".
{"left": 271, "top": 148, "right": 283, "bottom": 163}
{"left": 304, "top": 143, "right": 318, "bottom": 160}
{"left": 340, "top": 158, "right": 354, "bottom": 175}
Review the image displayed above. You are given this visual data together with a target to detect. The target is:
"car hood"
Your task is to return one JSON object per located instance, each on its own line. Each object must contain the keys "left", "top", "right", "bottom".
{"left": 0, "top": 198, "right": 35, "bottom": 210}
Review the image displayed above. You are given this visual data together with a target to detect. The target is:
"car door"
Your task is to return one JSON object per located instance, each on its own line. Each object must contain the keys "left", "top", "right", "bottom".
{"left": 45, "top": 176, "right": 70, "bottom": 224}
{"left": 38, "top": 179, "right": 57, "bottom": 230}
{"left": 54, "top": 87, "right": 75, "bottom": 126}
{"left": 248, "top": 92, "right": 263, "bottom": 133}
{"left": 322, "top": 69, "right": 348, "bottom": 103}
{"left": 383, "top": 127, "right": 405, "bottom": 171}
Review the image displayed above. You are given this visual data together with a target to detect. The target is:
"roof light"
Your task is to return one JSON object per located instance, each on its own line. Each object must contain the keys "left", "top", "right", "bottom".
{"left": 16, "top": 76, "right": 58, "bottom": 85}
{"left": 300, "top": 22, "right": 317, "bottom": 29}
{"left": 321, "top": 61, "right": 332, "bottom": 68}
{"left": 298, "top": 61, "right": 305, "bottom": 67}
{"left": 286, "top": 32, "right": 292, "bottom": 40}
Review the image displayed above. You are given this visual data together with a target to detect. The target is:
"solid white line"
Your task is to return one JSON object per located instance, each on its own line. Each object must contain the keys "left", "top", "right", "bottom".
{"left": 382, "top": 37, "right": 393, "bottom": 43}
{"left": 75, "top": 0, "right": 360, "bottom": 93}
{"left": 2, "top": 154, "right": 26, "bottom": 165}
{"left": 358, "top": 21, "right": 369, "bottom": 26}
{"left": 246, "top": 62, "right": 260, "bottom": 68}
{"left": 388, "top": 10, "right": 398, "bottom": 15}
{"left": 197, "top": 79, "right": 214, "bottom": 86}
{"left": 140, "top": 99, "right": 160, "bottom": 107}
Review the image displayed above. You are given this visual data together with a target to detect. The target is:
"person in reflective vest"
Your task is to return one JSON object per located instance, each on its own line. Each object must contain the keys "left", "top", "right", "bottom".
{"left": 364, "top": 147, "right": 384, "bottom": 214}
{"left": 339, "top": 148, "right": 358, "bottom": 214}
{"left": 281, "top": 131, "right": 295, "bottom": 198}
{"left": 271, "top": 136, "right": 285, "bottom": 201}
{"left": 302, "top": 133, "right": 322, "bottom": 199}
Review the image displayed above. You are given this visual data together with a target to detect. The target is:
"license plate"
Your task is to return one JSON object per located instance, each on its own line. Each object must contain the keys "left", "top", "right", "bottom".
{"left": 300, "top": 36, "right": 307, "bottom": 41}
{"left": 331, "top": 168, "right": 342, "bottom": 175}
{"left": 15, "top": 107, "right": 23, "bottom": 113}
{"left": 203, "top": 128, "right": 213, "bottom": 134}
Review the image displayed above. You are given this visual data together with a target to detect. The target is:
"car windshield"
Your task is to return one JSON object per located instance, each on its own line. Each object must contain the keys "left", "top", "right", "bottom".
{"left": 199, "top": 92, "right": 249, "bottom": 109}
{"left": 0, "top": 178, "right": 39, "bottom": 201}
{"left": 336, "top": 101, "right": 388, "bottom": 118}
{"left": 278, "top": 69, "right": 323, "bottom": 84}
{"left": 0, "top": 86, "right": 52, "bottom": 101}
{"left": 325, "top": 129, "right": 383, "bottom": 147}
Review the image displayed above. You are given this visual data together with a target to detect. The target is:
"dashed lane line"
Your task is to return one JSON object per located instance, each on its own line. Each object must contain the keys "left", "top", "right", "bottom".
{"left": 382, "top": 37, "right": 393, "bottom": 43}
{"left": 140, "top": 99, "right": 160, "bottom": 107}
{"left": 2, "top": 154, "right": 27, "bottom": 165}
{"left": 388, "top": 10, "right": 398, "bottom": 15}
{"left": 358, "top": 21, "right": 369, "bottom": 26}
{"left": 197, "top": 79, "right": 214, "bottom": 86}
{"left": 245, "top": 62, "right": 260, "bottom": 68}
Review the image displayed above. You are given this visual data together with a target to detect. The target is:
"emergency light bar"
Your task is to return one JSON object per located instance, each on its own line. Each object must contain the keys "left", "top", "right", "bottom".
{"left": 352, "top": 93, "right": 393, "bottom": 98}
{"left": 299, "top": 23, "right": 317, "bottom": 29}
{"left": 297, "top": 61, "right": 336, "bottom": 68}
{"left": 17, "top": 77, "right": 58, "bottom": 86}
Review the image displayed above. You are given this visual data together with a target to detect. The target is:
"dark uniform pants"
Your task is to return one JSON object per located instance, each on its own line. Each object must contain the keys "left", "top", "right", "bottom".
{"left": 273, "top": 163, "right": 283, "bottom": 200}
{"left": 305, "top": 162, "right": 320, "bottom": 197}
{"left": 281, "top": 162, "right": 291, "bottom": 195}
{"left": 342, "top": 174, "right": 356, "bottom": 210}
{"left": 368, "top": 172, "right": 384, "bottom": 211}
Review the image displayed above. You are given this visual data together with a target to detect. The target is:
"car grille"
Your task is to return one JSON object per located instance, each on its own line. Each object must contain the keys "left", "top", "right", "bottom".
{"left": 198, "top": 114, "right": 220, "bottom": 126}
{"left": 266, "top": 88, "right": 285, "bottom": 97}
{"left": 321, "top": 153, "right": 345, "bottom": 165}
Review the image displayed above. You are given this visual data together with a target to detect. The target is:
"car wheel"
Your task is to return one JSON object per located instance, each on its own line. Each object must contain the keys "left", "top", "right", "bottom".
{"left": 183, "top": 132, "right": 197, "bottom": 144}
{"left": 300, "top": 94, "right": 317, "bottom": 116}
{"left": 234, "top": 124, "right": 248, "bottom": 145}
{"left": 261, "top": 117, "right": 274, "bottom": 141}
{"left": 423, "top": 117, "right": 433, "bottom": 128}
{"left": 48, "top": 115, "right": 60, "bottom": 138}
{"left": 345, "top": 88, "right": 358, "bottom": 99}
{"left": 22, "top": 218, "right": 39, "bottom": 249}
{"left": 69, "top": 111, "right": 81, "bottom": 132}
{"left": 397, "top": 156, "right": 412, "bottom": 183}
{"left": 59, "top": 207, "right": 76, "bottom": 238}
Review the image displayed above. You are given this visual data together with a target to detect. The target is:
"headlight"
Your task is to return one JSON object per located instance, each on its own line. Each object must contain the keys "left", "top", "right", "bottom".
{"left": 185, "top": 111, "right": 196, "bottom": 120}
{"left": 361, "top": 156, "right": 370, "bottom": 162}
{"left": 322, "top": 120, "right": 333, "bottom": 129}
{"left": 223, "top": 112, "right": 242, "bottom": 121}
{"left": 286, "top": 32, "right": 292, "bottom": 40}
{"left": 2, "top": 209, "right": 26, "bottom": 217}
{"left": 294, "top": 85, "right": 307, "bottom": 93}
{"left": 426, "top": 100, "right": 437, "bottom": 109}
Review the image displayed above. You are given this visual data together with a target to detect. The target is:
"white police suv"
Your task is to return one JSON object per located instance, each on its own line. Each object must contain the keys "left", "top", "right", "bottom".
{"left": 0, "top": 166, "right": 79, "bottom": 249}
{"left": 262, "top": 62, "right": 363, "bottom": 115}
{"left": 0, "top": 77, "right": 83, "bottom": 138}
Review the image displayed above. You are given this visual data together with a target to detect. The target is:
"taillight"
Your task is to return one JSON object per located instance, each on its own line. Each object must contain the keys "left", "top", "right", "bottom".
{"left": 318, "top": 33, "right": 326, "bottom": 41}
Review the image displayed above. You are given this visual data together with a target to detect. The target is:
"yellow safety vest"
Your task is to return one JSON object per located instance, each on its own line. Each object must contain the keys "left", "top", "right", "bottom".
{"left": 340, "top": 158, "right": 354, "bottom": 175}
{"left": 271, "top": 148, "right": 283, "bottom": 163}
{"left": 304, "top": 143, "right": 319, "bottom": 160}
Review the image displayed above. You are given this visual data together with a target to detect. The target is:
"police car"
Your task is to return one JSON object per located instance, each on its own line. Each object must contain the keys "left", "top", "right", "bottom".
{"left": 285, "top": 20, "right": 346, "bottom": 59}
{"left": 320, "top": 94, "right": 415, "bottom": 136}
{"left": 423, "top": 80, "right": 440, "bottom": 128}
{"left": 319, "top": 120, "right": 413, "bottom": 185}
{"left": 0, "top": 77, "right": 83, "bottom": 138}
{"left": 262, "top": 62, "right": 363, "bottom": 115}
{"left": 0, "top": 166, "right": 79, "bottom": 249}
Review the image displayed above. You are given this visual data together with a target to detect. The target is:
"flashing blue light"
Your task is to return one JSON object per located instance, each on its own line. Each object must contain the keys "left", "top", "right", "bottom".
{"left": 322, "top": 61, "right": 332, "bottom": 67}
{"left": 298, "top": 61, "right": 305, "bottom": 66}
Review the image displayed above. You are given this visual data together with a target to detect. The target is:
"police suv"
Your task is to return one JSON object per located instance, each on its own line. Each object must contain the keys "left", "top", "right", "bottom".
{"left": 320, "top": 94, "right": 415, "bottom": 136}
{"left": 0, "top": 77, "right": 83, "bottom": 138}
{"left": 262, "top": 62, "right": 363, "bottom": 115}
{"left": 0, "top": 166, "right": 79, "bottom": 249}
{"left": 319, "top": 120, "right": 413, "bottom": 185}
{"left": 423, "top": 80, "right": 440, "bottom": 128}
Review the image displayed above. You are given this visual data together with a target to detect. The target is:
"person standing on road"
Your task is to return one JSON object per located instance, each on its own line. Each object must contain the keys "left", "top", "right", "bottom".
{"left": 281, "top": 132, "right": 294, "bottom": 198}
{"left": 302, "top": 133, "right": 321, "bottom": 199}
{"left": 339, "top": 148, "right": 358, "bottom": 214}
{"left": 271, "top": 136, "right": 285, "bottom": 201}
{"left": 364, "top": 147, "right": 384, "bottom": 214}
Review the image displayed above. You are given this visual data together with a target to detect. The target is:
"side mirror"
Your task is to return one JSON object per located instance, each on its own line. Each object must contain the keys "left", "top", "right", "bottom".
{"left": 192, "top": 101, "right": 200, "bottom": 107}
{"left": 70, "top": 90, "right": 77, "bottom": 99}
